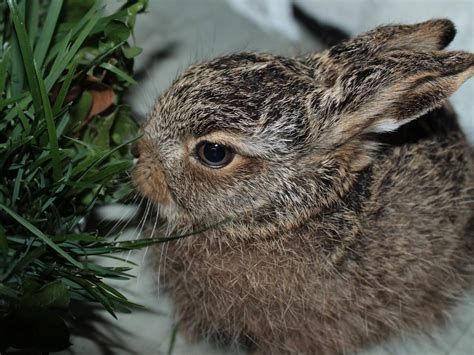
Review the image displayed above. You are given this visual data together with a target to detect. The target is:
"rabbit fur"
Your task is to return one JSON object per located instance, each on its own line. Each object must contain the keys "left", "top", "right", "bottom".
{"left": 133, "top": 19, "right": 474, "bottom": 354}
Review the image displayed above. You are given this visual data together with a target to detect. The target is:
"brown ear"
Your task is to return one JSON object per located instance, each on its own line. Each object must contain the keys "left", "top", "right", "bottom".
{"left": 305, "top": 20, "right": 456, "bottom": 78}
{"left": 316, "top": 49, "right": 474, "bottom": 145}
{"left": 308, "top": 20, "right": 473, "bottom": 146}
{"left": 328, "top": 19, "right": 456, "bottom": 63}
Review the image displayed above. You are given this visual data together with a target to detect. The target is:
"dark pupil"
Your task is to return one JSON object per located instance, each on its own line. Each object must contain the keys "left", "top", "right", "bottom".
{"left": 203, "top": 143, "right": 226, "bottom": 163}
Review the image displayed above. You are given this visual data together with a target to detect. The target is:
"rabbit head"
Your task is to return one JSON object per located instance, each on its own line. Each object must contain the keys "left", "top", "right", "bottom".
{"left": 133, "top": 19, "right": 473, "bottom": 231}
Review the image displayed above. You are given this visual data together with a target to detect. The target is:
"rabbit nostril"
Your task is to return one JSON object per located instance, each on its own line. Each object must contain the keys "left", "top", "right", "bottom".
{"left": 131, "top": 144, "right": 140, "bottom": 159}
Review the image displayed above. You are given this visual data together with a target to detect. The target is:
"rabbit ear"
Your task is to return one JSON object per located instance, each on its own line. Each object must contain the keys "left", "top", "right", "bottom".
{"left": 305, "top": 20, "right": 456, "bottom": 80}
{"left": 329, "top": 19, "right": 456, "bottom": 63}
{"left": 315, "top": 49, "right": 474, "bottom": 145}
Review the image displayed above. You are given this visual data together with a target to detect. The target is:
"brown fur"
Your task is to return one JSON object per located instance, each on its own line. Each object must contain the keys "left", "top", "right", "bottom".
{"left": 132, "top": 20, "right": 474, "bottom": 354}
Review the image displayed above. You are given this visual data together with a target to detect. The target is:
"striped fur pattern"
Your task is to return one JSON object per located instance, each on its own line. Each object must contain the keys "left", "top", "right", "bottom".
{"left": 133, "top": 20, "right": 474, "bottom": 354}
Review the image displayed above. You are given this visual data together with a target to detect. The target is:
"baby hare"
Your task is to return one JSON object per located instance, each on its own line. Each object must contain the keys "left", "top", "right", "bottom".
{"left": 133, "top": 19, "right": 474, "bottom": 354}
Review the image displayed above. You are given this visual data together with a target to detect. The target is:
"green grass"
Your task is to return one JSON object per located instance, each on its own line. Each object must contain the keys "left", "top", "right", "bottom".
{"left": 0, "top": 0, "right": 178, "bottom": 352}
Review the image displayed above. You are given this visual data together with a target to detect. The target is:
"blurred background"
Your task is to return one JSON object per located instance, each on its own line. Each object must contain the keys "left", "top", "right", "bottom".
{"left": 64, "top": 1, "right": 473, "bottom": 354}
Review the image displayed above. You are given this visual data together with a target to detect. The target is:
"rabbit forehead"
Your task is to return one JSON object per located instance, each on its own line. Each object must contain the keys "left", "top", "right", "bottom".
{"left": 146, "top": 53, "right": 317, "bottom": 150}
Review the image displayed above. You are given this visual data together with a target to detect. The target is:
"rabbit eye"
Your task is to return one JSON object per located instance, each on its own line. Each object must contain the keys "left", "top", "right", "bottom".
{"left": 196, "top": 141, "right": 234, "bottom": 168}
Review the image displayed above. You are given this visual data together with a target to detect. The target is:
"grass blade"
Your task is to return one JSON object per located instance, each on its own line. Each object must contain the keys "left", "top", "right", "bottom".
{"left": 7, "top": 0, "right": 62, "bottom": 181}
{"left": 33, "top": 0, "right": 63, "bottom": 69}
{"left": 0, "top": 1, "right": 147, "bottom": 350}
{"left": 0, "top": 92, "right": 28, "bottom": 111}
{"left": 35, "top": 66, "right": 62, "bottom": 181}
{"left": 99, "top": 62, "right": 137, "bottom": 85}
{"left": 52, "top": 60, "right": 77, "bottom": 115}
{"left": 167, "top": 325, "right": 178, "bottom": 355}
{"left": 16, "top": 104, "right": 32, "bottom": 134}
{"left": 45, "top": 7, "right": 101, "bottom": 91}
{"left": 26, "top": 0, "right": 39, "bottom": 47}
{"left": 7, "top": 0, "right": 41, "bottom": 113}
{"left": 0, "top": 47, "right": 11, "bottom": 97}
{"left": 0, "top": 204, "right": 83, "bottom": 269}
{"left": 10, "top": 5, "right": 25, "bottom": 96}
{"left": 11, "top": 154, "right": 27, "bottom": 207}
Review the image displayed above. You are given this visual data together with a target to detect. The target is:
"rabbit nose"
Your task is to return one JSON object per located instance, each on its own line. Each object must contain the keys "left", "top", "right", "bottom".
{"left": 131, "top": 143, "right": 140, "bottom": 159}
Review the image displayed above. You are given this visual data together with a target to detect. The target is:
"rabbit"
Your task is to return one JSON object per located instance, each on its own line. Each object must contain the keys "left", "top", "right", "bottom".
{"left": 132, "top": 19, "right": 474, "bottom": 354}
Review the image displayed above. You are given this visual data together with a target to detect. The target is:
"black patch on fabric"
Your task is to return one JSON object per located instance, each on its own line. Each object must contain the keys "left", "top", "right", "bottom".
{"left": 292, "top": 4, "right": 349, "bottom": 48}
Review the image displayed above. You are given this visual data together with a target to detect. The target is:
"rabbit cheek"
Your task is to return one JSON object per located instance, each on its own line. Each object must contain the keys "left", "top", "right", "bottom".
{"left": 180, "top": 156, "right": 263, "bottom": 214}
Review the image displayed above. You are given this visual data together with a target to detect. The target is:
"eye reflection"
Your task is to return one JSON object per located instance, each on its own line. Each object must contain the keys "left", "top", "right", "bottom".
{"left": 196, "top": 141, "right": 234, "bottom": 168}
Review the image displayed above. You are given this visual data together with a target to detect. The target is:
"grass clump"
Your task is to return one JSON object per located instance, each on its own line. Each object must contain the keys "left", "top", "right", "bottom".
{"left": 0, "top": 0, "right": 157, "bottom": 352}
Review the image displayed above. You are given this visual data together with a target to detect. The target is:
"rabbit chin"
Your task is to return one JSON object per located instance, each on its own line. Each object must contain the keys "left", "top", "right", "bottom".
{"left": 154, "top": 199, "right": 179, "bottom": 222}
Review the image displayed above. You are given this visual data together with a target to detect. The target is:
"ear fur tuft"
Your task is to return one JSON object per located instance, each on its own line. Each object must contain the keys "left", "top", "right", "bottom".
{"left": 308, "top": 21, "right": 473, "bottom": 146}
{"left": 435, "top": 19, "right": 456, "bottom": 49}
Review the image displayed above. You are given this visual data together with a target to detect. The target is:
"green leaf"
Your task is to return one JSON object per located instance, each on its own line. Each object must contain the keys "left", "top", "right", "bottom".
{"left": 1, "top": 243, "right": 36, "bottom": 283}
{"left": 33, "top": 0, "right": 63, "bottom": 69}
{"left": 0, "top": 136, "right": 34, "bottom": 168}
{"left": 7, "top": 0, "right": 62, "bottom": 181}
{"left": 10, "top": 0, "right": 25, "bottom": 96}
{"left": 22, "top": 280, "right": 70, "bottom": 310}
{"left": 0, "top": 46, "right": 11, "bottom": 97}
{"left": 112, "top": 107, "right": 138, "bottom": 144}
{"left": 70, "top": 90, "right": 92, "bottom": 126}
{"left": 11, "top": 154, "right": 27, "bottom": 207}
{"left": 7, "top": 0, "right": 41, "bottom": 113}
{"left": 55, "top": 111, "right": 71, "bottom": 139}
{"left": 102, "top": 0, "right": 148, "bottom": 29}
{"left": 0, "top": 92, "right": 28, "bottom": 111}
{"left": 12, "top": 246, "right": 46, "bottom": 277}
{"left": 0, "top": 0, "right": 147, "bottom": 347}
{"left": 104, "top": 20, "right": 130, "bottom": 44}
{"left": 16, "top": 105, "right": 32, "bottom": 134}
{"left": 59, "top": 233, "right": 103, "bottom": 242}
{"left": 122, "top": 46, "right": 142, "bottom": 59}
{"left": 167, "top": 324, "right": 179, "bottom": 355}
{"left": 0, "top": 204, "right": 83, "bottom": 269}
{"left": 52, "top": 60, "right": 77, "bottom": 115}
{"left": 71, "top": 135, "right": 138, "bottom": 180}
{"left": 96, "top": 281, "right": 129, "bottom": 301}
{"left": 100, "top": 62, "right": 137, "bottom": 85}
{"left": 35, "top": 66, "right": 62, "bottom": 181}
{"left": 26, "top": 0, "right": 39, "bottom": 47}
{"left": 83, "top": 160, "right": 132, "bottom": 184}
{"left": 43, "top": 0, "right": 100, "bottom": 66}
{"left": 85, "top": 108, "right": 117, "bottom": 149}
{"left": 67, "top": 276, "right": 117, "bottom": 318}
{"left": 45, "top": 5, "right": 101, "bottom": 91}
{"left": 43, "top": 29, "right": 71, "bottom": 78}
